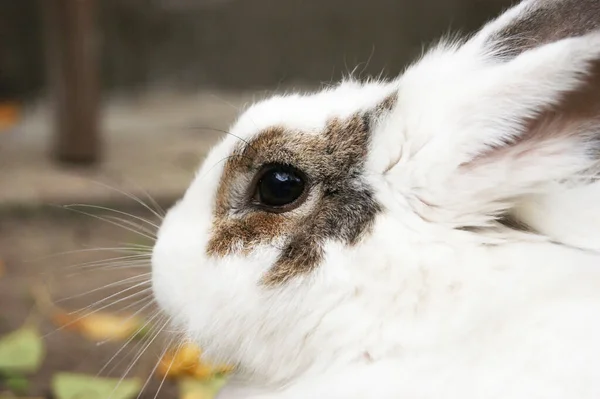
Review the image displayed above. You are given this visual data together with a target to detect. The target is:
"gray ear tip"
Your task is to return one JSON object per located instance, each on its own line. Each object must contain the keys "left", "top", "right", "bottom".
{"left": 482, "top": 0, "right": 600, "bottom": 61}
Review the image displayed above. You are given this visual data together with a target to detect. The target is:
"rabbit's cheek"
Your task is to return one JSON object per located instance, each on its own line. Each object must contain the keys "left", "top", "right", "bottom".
{"left": 151, "top": 200, "right": 216, "bottom": 323}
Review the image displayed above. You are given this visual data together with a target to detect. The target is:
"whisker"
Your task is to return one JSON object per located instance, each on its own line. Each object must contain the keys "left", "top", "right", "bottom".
{"left": 65, "top": 204, "right": 161, "bottom": 230}
{"left": 198, "top": 153, "right": 254, "bottom": 184}
{"left": 69, "top": 283, "right": 152, "bottom": 316}
{"left": 61, "top": 253, "right": 151, "bottom": 271}
{"left": 107, "top": 316, "right": 170, "bottom": 399}
{"left": 185, "top": 125, "right": 258, "bottom": 155}
{"left": 138, "top": 186, "right": 167, "bottom": 219}
{"left": 114, "top": 176, "right": 167, "bottom": 218}
{"left": 119, "top": 242, "right": 153, "bottom": 249}
{"left": 208, "top": 93, "right": 242, "bottom": 113}
{"left": 81, "top": 179, "right": 165, "bottom": 221}
{"left": 103, "top": 312, "right": 166, "bottom": 377}
{"left": 102, "top": 215, "right": 157, "bottom": 239}
{"left": 115, "top": 293, "right": 156, "bottom": 316}
{"left": 62, "top": 206, "right": 157, "bottom": 242}
{"left": 139, "top": 332, "right": 176, "bottom": 399}
{"left": 43, "top": 286, "right": 152, "bottom": 339}
{"left": 75, "top": 260, "right": 150, "bottom": 272}
{"left": 93, "top": 295, "right": 155, "bottom": 347}
{"left": 56, "top": 273, "right": 152, "bottom": 303}
{"left": 62, "top": 263, "right": 150, "bottom": 278}
{"left": 97, "top": 305, "right": 162, "bottom": 376}
{"left": 26, "top": 247, "right": 149, "bottom": 263}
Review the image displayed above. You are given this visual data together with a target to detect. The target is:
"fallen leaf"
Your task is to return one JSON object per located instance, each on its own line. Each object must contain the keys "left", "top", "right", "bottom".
{"left": 178, "top": 376, "right": 228, "bottom": 399}
{"left": 0, "top": 396, "right": 43, "bottom": 399}
{"left": 52, "top": 311, "right": 145, "bottom": 342}
{"left": 0, "top": 328, "right": 44, "bottom": 373}
{"left": 3, "top": 373, "right": 29, "bottom": 395}
{"left": 30, "top": 282, "right": 146, "bottom": 343}
{"left": 158, "top": 343, "right": 201, "bottom": 378}
{"left": 157, "top": 343, "right": 233, "bottom": 380}
{"left": 0, "top": 397, "right": 43, "bottom": 399}
{"left": 51, "top": 373, "right": 142, "bottom": 399}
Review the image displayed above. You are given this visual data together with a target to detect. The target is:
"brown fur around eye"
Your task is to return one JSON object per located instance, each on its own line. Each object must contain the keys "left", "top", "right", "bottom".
{"left": 206, "top": 95, "right": 396, "bottom": 284}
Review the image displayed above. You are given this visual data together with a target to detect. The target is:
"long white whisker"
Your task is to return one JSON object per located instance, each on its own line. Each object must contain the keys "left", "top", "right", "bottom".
{"left": 102, "top": 215, "right": 157, "bottom": 239}
{"left": 97, "top": 305, "right": 162, "bottom": 376}
{"left": 103, "top": 312, "right": 166, "bottom": 376}
{"left": 115, "top": 294, "right": 155, "bottom": 316}
{"left": 118, "top": 242, "right": 153, "bottom": 250}
{"left": 93, "top": 295, "right": 155, "bottom": 347}
{"left": 61, "top": 253, "right": 151, "bottom": 271}
{"left": 84, "top": 179, "right": 165, "bottom": 221}
{"left": 62, "top": 206, "right": 156, "bottom": 242}
{"left": 26, "top": 247, "right": 149, "bottom": 263}
{"left": 107, "top": 317, "right": 170, "bottom": 399}
{"left": 137, "top": 185, "right": 167, "bottom": 219}
{"left": 63, "top": 263, "right": 150, "bottom": 278}
{"left": 43, "top": 286, "right": 151, "bottom": 339}
{"left": 57, "top": 273, "right": 152, "bottom": 303}
{"left": 65, "top": 204, "right": 161, "bottom": 230}
{"left": 69, "top": 283, "right": 152, "bottom": 316}
{"left": 70, "top": 259, "right": 150, "bottom": 273}
{"left": 101, "top": 218, "right": 156, "bottom": 241}
{"left": 139, "top": 331, "right": 176, "bottom": 399}
{"left": 77, "top": 260, "right": 150, "bottom": 272}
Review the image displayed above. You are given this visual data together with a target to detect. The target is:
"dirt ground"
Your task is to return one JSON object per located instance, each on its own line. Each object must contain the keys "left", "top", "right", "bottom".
{"left": 0, "top": 205, "right": 180, "bottom": 398}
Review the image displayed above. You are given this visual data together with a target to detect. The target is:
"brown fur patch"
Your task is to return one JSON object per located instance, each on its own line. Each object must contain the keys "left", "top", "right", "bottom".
{"left": 206, "top": 96, "right": 394, "bottom": 284}
{"left": 488, "top": 0, "right": 600, "bottom": 59}
{"left": 375, "top": 92, "right": 398, "bottom": 115}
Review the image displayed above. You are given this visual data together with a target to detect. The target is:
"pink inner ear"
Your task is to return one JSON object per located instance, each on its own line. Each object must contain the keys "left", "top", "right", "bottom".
{"left": 464, "top": 59, "right": 600, "bottom": 170}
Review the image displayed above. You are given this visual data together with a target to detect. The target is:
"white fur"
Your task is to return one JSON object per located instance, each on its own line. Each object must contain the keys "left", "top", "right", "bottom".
{"left": 152, "top": 1, "right": 600, "bottom": 397}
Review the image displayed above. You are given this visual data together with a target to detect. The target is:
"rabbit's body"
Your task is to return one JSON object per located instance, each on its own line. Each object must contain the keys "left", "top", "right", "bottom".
{"left": 212, "top": 226, "right": 600, "bottom": 399}
{"left": 152, "top": 0, "right": 600, "bottom": 397}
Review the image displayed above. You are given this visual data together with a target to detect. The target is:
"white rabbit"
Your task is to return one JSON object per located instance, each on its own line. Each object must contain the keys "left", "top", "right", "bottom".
{"left": 152, "top": 0, "right": 600, "bottom": 397}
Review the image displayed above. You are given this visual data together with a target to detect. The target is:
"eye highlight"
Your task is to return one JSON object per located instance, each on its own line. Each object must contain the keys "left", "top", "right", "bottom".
{"left": 252, "top": 163, "right": 308, "bottom": 212}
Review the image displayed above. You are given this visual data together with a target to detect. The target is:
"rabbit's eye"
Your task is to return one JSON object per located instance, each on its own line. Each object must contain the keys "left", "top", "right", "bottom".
{"left": 252, "top": 164, "right": 308, "bottom": 212}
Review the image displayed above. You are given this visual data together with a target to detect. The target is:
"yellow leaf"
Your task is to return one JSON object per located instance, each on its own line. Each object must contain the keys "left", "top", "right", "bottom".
{"left": 156, "top": 343, "right": 233, "bottom": 380}
{"left": 178, "top": 377, "right": 228, "bottom": 399}
{"left": 52, "top": 312, "right": 144, "bottom": 342}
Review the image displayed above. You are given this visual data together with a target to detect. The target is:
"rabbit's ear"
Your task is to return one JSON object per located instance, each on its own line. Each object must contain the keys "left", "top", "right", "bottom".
{"left": 385, "top": 2, "right": 600, "bottom": 229}
{"left": 473, "top": 0, "right": 600, "bottom": 60}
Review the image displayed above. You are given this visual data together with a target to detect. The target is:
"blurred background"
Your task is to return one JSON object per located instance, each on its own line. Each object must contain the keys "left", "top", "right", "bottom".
{"left": 0, "top": 1, "right": 513, "bottom": 398}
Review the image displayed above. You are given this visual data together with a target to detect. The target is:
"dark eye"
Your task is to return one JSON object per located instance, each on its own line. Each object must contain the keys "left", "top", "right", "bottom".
{"left": 254, "top": 164, "right": 307, "bottom": 212}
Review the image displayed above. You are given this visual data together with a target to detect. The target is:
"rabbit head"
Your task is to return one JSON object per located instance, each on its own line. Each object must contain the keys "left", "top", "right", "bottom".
{"left": 152, "top": 0, "right": 600, "bottom": 387}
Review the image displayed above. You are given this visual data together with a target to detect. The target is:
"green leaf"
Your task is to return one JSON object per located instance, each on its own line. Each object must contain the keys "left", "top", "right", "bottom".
{"left": 0, "top": 327, "right": 44, "bottom": 373}
{"left": 52, "top": 373, "right": 142, "bottom": 399}
{"left": 179, "top": 376, "right": 228, "bottom": 399}
{"left": 51, "top": 373, "right": 142, "bottom": 399}
{"left": 4, "top": 373, "right": 29, "bottom": 395}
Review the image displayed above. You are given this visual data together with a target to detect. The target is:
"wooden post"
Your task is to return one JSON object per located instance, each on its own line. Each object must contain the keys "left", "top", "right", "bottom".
{"left": 43, "top": 0, "right": 100, "bottom": 165}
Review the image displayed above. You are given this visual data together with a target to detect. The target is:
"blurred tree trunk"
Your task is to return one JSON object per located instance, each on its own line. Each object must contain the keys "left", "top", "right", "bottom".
{"left": 43, "top": 0, "right": 100, "bottom": 165}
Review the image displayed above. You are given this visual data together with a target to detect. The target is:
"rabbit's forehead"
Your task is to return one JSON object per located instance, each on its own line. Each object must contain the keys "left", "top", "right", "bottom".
{"left": 231, "top": 81, "right": 398, "bottom": 140}
{"left": 204, "top": 103, "right": 394, "bottom": 284}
